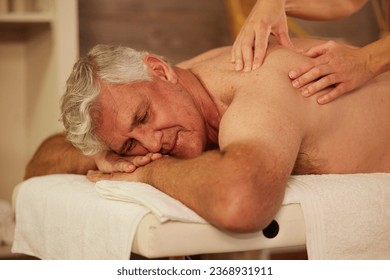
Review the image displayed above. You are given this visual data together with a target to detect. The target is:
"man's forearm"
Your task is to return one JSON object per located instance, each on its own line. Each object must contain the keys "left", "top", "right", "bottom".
{"left": 285, "top": 0, "right": 368, "bottom": 20}
{"left": 88, "top": 146, "right": 283, "bottom": 232}
{"left": 25, "top": 133, "right": 97, "bottom": 179}
{"left": 134, "top": 145, "right": 286, "bottom": 232}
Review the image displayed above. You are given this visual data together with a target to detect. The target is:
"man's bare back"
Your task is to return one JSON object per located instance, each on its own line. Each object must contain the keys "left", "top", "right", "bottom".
{"left": 186, "top": 39, "right": 390, "bottom": 175}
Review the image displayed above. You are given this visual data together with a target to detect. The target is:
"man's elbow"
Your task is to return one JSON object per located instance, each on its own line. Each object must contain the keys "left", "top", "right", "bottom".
{"left": 211, "top": 181, "right": 284, "bottom": 233}
{"left": 215, "top": 207, "right": 272, "bottom": 233}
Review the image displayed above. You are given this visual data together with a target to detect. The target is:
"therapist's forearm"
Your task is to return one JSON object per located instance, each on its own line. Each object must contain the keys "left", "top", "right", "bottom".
{"left": 285, "top": 0, "right": 368, "bottom": 20}
{"left": 365, "top": 35, "right": 390, "bottom": 77}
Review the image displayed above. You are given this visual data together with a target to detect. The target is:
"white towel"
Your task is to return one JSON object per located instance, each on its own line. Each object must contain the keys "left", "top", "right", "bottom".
{"left": 12, "top": 174, "right": 149, "bottom": 259}
{"left": 95, "top": 180, "right": 206, "bottom": 224}
{"left": 284, "top": 173, "right": 390, "bottom": 259}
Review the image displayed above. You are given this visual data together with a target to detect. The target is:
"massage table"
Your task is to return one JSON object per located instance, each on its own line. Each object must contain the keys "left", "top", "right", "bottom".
{"left": 132, "top": 205, "right": 305, "bottom": 258}
{"left": 11, "top": 173, "right": 390, "bottom": 260}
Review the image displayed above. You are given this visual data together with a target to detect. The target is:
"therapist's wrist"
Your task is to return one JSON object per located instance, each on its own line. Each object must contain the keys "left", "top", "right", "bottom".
{"left": 284, "top": 0, "right": 300, "bottom": 15}
{"left": 364, "top": 36, "right": 390, "bottom": 77}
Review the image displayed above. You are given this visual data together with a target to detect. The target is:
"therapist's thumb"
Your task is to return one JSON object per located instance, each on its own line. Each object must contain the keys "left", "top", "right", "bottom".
{"left": 276, "top": 31, "right": 294, "bottom": 50}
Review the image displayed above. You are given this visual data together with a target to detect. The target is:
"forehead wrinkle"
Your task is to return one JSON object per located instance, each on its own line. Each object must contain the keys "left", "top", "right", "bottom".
{"left": 103, "top": 83, "right": 136, "bottom": 125}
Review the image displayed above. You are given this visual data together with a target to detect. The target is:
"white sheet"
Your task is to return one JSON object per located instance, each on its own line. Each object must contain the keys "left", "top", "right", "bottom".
{"left": 12, "top": 174, "right": 149, "bottom": 259}
{"left": 284, "top": 173, "right": 390, "bottom": 259}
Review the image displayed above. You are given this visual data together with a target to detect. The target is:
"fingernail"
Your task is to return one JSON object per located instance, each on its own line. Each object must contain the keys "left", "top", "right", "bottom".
{"left": 127, "top": 165, "right": 136, "bottom": 172}
{"left": 292, "top": 80, "right": 299, "bottom": 88}
{"left": 235, "top": 63, "right": 242, "bottom": 71}
{"left": 252, "top": 64, "right": 259, "bottom": 70}
{"left": 152, "top": 153, "right": 162, "bottom": 160}
{"left": 87, "top": 170, "right": 95, "bottom": 175}
{"left": 318, "top": 97, "right": 327, "bottom": 104}
{"left": 302, "top": 89, "right": 309, "bottom": 96}
{"left": 289, "top": 71, "right": 297, "bottom": 79}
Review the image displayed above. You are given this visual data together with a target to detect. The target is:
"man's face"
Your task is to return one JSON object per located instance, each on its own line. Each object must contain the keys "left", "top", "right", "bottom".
{"left": 94, "top": 80, "right": 209, "bottom": 159}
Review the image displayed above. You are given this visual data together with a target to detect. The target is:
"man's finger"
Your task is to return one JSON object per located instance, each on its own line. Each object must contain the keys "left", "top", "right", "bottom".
{"left": 86, "top": 170, "right": 108, "bottom": 182}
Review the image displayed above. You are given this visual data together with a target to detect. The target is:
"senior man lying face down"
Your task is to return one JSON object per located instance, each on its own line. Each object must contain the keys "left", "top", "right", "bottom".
{"left": 29, "top": 38, "right": 390, "bottom": 233}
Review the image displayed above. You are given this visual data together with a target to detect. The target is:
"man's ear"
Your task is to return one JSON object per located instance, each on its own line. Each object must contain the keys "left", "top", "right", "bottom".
{"left": 144, "top": 55, "right": 178, "bottom": 83}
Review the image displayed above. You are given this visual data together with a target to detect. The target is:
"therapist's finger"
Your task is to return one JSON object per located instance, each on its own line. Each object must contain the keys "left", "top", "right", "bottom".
{"left": 317, "top": 83, "right": 349, "bottom": 104}
{"left": 232, "top": 47, "right": 244, "bottom": 71}
{"left": 304, "top": 44, "right": 328, "bottom": 58}
{"left": 232, "top": 31, "right": 246, "bottom": 70}
{"left": 241, "top": 35, "right": 255, "bottom": 72}
{"left": 292, "top": 64, "right": 333, "bottom": 89}
{"left": 289, "top": 54, "right": 329, "bottom": 80}
{"left": 252, "top": 29, "right": 270, "bottom": 70}
{"left": 275, "top": 28, "right": 294, "bottom": 51}
{"left": 301, "top": 73, "right": 338, "bottom": 97}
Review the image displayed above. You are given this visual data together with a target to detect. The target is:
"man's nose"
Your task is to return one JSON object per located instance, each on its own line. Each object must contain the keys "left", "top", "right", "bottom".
{"left": 133, "top": 126, "right": 162, "bottom": 153}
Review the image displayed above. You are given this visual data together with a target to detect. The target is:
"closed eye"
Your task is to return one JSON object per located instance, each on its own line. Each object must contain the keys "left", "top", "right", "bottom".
{"left": 140, "top": 111, "right": 149, "bottom": 124}
{"left": 134, "top": 99, "right": 151, "bottom": 126}
{"left": 121, "top": 139, "right": 136, "bottom": 156}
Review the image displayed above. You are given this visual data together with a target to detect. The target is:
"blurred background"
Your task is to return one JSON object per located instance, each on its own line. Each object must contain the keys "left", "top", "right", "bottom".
{"left": 78, "top": 0, "right": 380, "bottom": 63}
{"left": 79, "top": 0, "right": 231, "bottom": 63}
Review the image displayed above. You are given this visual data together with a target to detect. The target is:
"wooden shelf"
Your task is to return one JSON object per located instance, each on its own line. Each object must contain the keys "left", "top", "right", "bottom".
{"left": 0, "top": 12, "right": 52, "bottom": 23}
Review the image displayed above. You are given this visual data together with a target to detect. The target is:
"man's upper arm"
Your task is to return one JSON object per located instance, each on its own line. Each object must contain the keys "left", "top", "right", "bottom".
{"left": 219, "top": 68, "right": 308, "bottom": 182}
{"left": 207, "top": 75, "right": 307, "bottom": 230}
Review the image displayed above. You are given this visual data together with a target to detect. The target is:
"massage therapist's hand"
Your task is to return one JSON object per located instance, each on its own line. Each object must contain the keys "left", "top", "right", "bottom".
{"left": 92, "top": 150, "right": 162, "bottom": 173}
{"left": 231, "top": 0, "right": 293, "bottom": 72}
{"left": 289, "top": 40, "right": 372, "bottom": 104}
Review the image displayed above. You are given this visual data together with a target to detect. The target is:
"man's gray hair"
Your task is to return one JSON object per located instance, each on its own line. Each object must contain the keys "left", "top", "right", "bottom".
{"left": 60, "top": 44, "right": 152, "bottom": 156}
